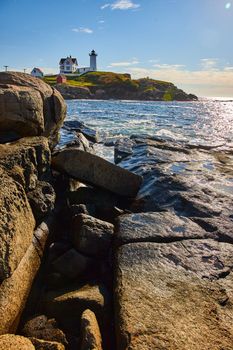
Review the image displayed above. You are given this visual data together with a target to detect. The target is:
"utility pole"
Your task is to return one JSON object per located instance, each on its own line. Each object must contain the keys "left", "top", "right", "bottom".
{"left": 4, "top": 66, "right": 8, "bottom": 72}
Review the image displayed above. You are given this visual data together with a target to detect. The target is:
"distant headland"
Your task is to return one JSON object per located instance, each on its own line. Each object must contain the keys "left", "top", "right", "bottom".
{"left": 44, "top": 71, "right": 198, "bottom": 102}
{"left": 30, "top": 50, "right": 198, "bottom": 101}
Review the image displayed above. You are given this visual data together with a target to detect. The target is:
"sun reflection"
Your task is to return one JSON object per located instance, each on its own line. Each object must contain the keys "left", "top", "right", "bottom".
{"left": 225, "top": 2, "right": 231, "bottom": 9}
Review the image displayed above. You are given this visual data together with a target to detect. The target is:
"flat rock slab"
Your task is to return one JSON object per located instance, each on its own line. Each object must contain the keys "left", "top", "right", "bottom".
{"left": 115, "top": 240, "right": 233, "bottom": 350}
{"left": 44, "top": 283, "right": 110, "bottom": 330}
{"left": 30, "top": 338, "right": 65, "bottom": 350}
{"left": 116, "top": 211, "right": 210, "bottom": 245}
{"left": 52, "top": 149, "right": 142, "bottom": 197}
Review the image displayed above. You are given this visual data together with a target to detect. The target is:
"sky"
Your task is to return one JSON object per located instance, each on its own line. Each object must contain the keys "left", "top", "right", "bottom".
{"left": 0, "top": 0, "right": 233, "bottom": 97}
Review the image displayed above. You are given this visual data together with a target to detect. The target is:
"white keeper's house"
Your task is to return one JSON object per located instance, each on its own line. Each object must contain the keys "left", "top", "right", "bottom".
{"left": 59, "top": 50, "right": 97, "bottom": 75}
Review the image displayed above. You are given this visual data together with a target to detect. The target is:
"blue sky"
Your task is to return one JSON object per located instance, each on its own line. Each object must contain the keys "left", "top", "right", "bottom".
{"left": 0, "top": 0, "right": 233, "bottom": 96}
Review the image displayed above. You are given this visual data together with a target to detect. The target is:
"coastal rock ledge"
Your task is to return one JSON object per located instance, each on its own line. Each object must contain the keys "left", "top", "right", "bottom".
{"left": 0, "top": 71, "right": 233, "bottom": 350}
{"left": 115, "top": 213, "right": 233, "bottom": 350}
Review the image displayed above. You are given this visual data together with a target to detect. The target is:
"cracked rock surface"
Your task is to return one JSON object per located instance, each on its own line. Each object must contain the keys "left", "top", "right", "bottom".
{"left": 115, "top": 136, "right": 233, "bottom": 350}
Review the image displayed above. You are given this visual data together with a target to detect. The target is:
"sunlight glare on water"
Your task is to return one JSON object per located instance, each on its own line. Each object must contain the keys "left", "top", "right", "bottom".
{"left": 64, "top": 99, "right": 233, "bottom": 148}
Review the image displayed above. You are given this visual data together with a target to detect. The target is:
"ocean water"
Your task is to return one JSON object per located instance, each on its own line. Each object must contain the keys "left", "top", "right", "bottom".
{"left": 60, "top": 98, "right": 233, "bottom": 159}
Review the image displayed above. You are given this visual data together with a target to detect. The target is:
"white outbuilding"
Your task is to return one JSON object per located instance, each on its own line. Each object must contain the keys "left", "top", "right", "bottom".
{"left": 31, "top": 67, "right": 44, "bottom": 78}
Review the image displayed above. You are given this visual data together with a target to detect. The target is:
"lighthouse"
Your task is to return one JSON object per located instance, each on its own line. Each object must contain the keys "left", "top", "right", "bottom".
{"left": 89, "top": 49, "right": 97, "bottom": 71}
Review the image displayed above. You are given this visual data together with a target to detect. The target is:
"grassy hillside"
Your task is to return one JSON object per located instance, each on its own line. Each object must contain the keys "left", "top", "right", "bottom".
{"left": 44, "top": 72, "right": 197, "bottom": 101}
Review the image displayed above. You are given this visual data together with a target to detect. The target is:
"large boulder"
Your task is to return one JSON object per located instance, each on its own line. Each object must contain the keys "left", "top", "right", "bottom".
{"left": 30, "top": 338, "right": 65, "bottom": 350}
{"left": 0, "top": 137, "right": 52, "bottom": 279}
{"left": 0, "top": 334, "right": 35, "bottom": 350}
{"left": 52, "top": 149, "right": 142, "bottom": 197}
{"left": 0, "top": 72, "right": 66, "bottom": 147}
{"left": 115, "top": 240, "right": 233, "bottom": 350}
{"left": 0, "top": 168, "right": 35, "bottom": 280}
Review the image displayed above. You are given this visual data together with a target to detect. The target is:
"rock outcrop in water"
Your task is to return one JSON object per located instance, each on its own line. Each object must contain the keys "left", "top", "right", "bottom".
{"left": 0, "top": 71, "right": 232, "bottom": 350}
{"left": 44, "top": 71, "right": 198, "bottom": 101}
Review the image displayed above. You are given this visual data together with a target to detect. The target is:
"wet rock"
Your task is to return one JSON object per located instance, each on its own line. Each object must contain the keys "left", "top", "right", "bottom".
{"left": 63, "top": 120, "right": 99, "bottom": 143}
{"left": 116, "top": 211, "right": 210, "bottom": 245}
{"left": 0, "top": 219, "right": 53, "bottom": 334}
{"left": 0, "top": 136, "right": 51, "bottom": 192}
{"left": 52, "top": 149, "right": 142, "bottom": 197}
{"left": 22, "top": 315, "right": 68, "bottom": 346}
{"left": 192, "top": 216, "right": 233, "bottom": 244}
{"left": 28, "top": 181, "right": 56, "bottom": 223}
{"left": 0, "top": 168, "right": 35, "bottom": 280}
{"left": 30, "top": 338, "right": 65, "bottom": 350}
{"left": 115, "top": 240, "right": 233, "bottom": 350}
{"left": 76, "top": 132, "right": 91, "bottom": 151}
{"left": 0, "top": 334, "right": 35, "bottom": 350}
{"left": 0, "top": 72, "right": 66, "bottom": 148}
{"left": 119, "top": 137, "right": 233, "bottom": 221}
{"left": 52, "top": 249, "right": 93, "bottom": 280}
{"left": 55, "top": 132, "right": 91, "bottom": 153}
{"left": 114, "top": 138, "right": 135, "bottom": 164}
{"left": 72, "top": 214, "right": 114, "bottom": 258}
{"left": 80, "top": 309, "right": 103, "bottom": 350}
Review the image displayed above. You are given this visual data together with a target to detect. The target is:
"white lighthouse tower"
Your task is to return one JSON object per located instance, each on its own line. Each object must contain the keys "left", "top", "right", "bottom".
{"left": 89, "top": 49, "right": 97, "bottom": 71}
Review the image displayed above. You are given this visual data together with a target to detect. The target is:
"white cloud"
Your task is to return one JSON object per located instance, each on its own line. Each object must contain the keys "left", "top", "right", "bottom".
{"left": 108, "top": 59, "right": 139, "bottom": 67}
{"left": 109, "top": 59, "right": 233, "bottom": 97}
{"left": 101, "top": 0, "right": 140, "bottom": 10}
{"left": 72, "top": 27, "right": 93, "bottom": 34}
{"left": 200, "top": 58, "right": 219, "bottom": 70}
{"left": 224, "top": 66, "right": 233, "bottom": 71}
{"left": 153, "top": 63, "right": 186, "bottom": 70}
{"left": 98, "top": 20, "right": 105, "bottom": 23}
{"left": 101, "top": 3, "right": 110, "bottom": 9}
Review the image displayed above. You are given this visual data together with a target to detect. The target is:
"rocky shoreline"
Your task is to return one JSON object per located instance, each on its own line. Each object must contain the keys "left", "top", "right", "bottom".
{"left": 0, "top": 72, "right": 232, "bottom": 350}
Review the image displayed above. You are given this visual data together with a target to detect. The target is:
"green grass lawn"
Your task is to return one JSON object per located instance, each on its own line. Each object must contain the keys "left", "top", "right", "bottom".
{"left": 43, "top": 71, "right": 173, "bottom": 92}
